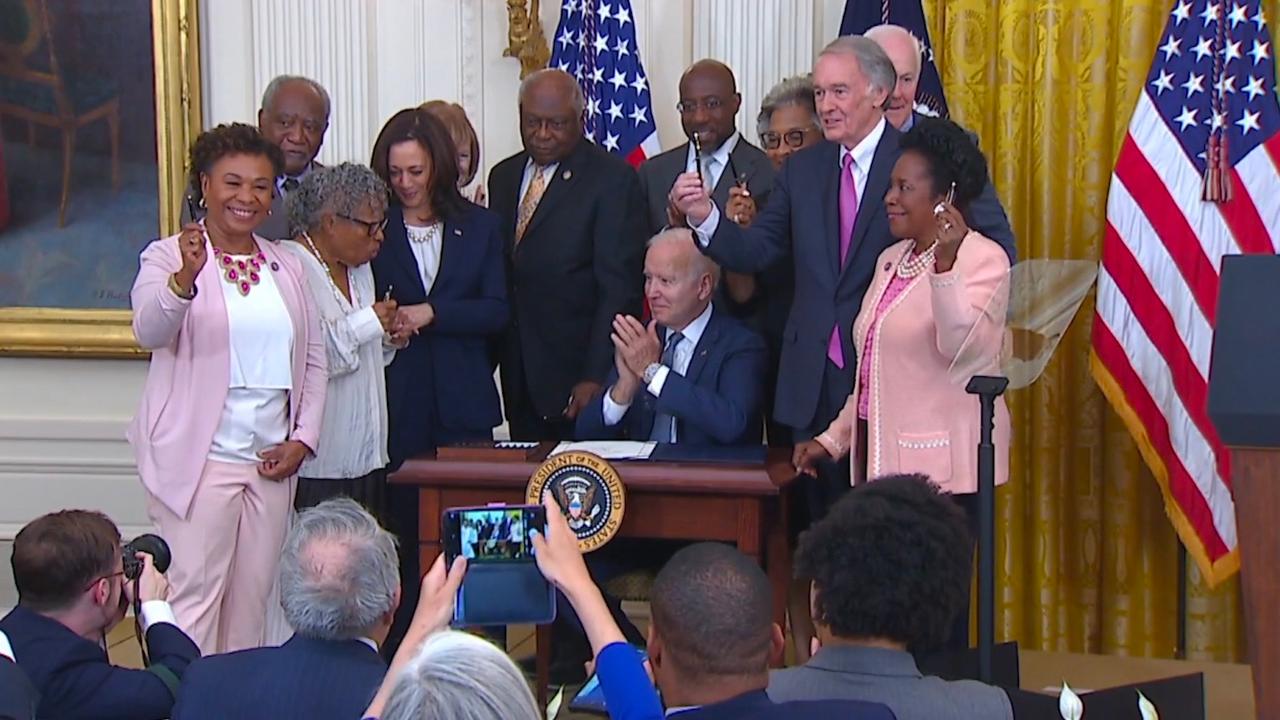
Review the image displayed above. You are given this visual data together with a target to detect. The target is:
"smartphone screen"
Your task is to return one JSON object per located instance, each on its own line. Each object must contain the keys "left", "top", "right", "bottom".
{"left": 443, "top": 505, "right": 555, "bottom": 626}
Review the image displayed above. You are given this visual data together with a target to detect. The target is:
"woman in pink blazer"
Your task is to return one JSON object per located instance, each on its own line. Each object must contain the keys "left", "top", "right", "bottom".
{"left": 794, "top": 118, "right": 1010, "bottom": 649}
{"left": 127, "top": 124, "right": 327, "bottom": 654}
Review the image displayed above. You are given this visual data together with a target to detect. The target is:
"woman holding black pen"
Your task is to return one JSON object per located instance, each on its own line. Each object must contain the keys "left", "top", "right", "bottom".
{"left": 368, "top": 108, "right": 509, "bottom": 654}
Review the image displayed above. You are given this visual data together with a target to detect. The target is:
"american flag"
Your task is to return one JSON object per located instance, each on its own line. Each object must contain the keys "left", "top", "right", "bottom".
{"left": 839, "top": 0, "right": 949, "bottom": 118}
{"left": 1092, "top": 0, "right": 1280, "bottom": 585}
{"left": 550, "top": 0, "right": 660, "bottom": 166}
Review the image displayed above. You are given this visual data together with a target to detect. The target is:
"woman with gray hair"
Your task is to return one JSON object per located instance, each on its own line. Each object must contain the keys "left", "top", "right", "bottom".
{"left": 282, "top": 162, "right": 399, "bottom": 518}
{"left": 756, "top": 74, "right": 823, "bottom": 169}
{"left": 377, "top": 631, "right": 540, "bottom": 720}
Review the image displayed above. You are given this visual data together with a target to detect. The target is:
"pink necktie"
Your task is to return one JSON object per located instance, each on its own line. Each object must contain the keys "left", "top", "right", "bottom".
{"left": 827, "top": 153, "right": 858, "bottom": 368}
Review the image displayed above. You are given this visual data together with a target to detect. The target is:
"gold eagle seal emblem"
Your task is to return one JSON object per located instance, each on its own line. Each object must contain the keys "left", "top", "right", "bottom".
{"left": 526, "top": 451, "right": 625, "bottom": 553}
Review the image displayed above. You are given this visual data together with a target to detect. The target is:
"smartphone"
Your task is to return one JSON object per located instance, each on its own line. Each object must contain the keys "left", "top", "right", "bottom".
{"left": 442, "top": 504, "right": 555, "bottom": 626}
{"left": 570, "top": 646, "right": 651, "bottom": 714}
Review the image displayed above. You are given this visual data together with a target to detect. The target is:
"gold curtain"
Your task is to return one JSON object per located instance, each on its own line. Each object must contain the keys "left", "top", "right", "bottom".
{"left": 923, "top": 0, "right": 1280, "bottom": 662}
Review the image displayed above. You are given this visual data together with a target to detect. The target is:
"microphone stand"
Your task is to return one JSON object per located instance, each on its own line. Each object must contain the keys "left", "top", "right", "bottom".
{"left": 965, "top": 374, "right": 1008, "bottom": 684}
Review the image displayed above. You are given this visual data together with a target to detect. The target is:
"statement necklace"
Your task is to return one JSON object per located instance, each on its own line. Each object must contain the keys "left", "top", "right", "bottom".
{"left": 301, "top": 232, "right": 355, "bottom": 307}
{"left": 212, "top": 244, "right": 267, "bottom": 296}
{"left": 896, "top": 240, "right": 939, "bottom": 279}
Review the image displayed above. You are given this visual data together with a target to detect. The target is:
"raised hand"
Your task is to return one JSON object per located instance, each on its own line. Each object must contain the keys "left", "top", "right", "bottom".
{"left": 669, "top": 171, "right": 714, "bottom": 226}
{"left": 173, "top": 223, "right": 207, "bottom": 294}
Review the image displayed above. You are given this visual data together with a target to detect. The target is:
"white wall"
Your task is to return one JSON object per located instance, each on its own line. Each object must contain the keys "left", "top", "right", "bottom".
{"left": 1, "top": 0, "right": 847, "bottom": 608}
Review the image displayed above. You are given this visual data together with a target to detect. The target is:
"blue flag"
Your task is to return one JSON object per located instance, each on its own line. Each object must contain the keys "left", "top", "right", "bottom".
{"left": 840, "top": 0, "right": 949, "bottom": 119}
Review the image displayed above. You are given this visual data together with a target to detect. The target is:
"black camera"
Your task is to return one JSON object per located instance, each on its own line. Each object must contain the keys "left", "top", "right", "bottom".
{"left": 122, "top": 534, "right": 172, "bottom": 580}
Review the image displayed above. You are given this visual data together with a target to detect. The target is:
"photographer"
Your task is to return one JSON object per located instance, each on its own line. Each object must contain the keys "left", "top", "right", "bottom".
{"left": 0, "top": 510, "right": 199, "bottom": 720}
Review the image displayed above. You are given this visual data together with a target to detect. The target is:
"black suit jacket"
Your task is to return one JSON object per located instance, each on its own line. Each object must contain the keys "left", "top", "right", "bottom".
{"left": 575, "top": 305, "right": 767, "bottom": 445}
{"left": 171, "top": 635, "right": 386, "bottom": 720}
{"left": 488, "top": 139, "right": 647, "bottom": 420}
{"left": 699, "top": 124, "right": 1017, "bottom": 431}
{"left": 907, "top": 111, "right": 1017, "bottom": 263}
{"left": 637, "top": 136, "right": 776, "bottom": 236}
{"left": 371, "top": 202, "right": 509, "bottom": 467}
{"left": 673, "top": 689, "right": 895, "bottom": 720}
{"left": 0, "top": 606, "right": 199, "bottom": 720}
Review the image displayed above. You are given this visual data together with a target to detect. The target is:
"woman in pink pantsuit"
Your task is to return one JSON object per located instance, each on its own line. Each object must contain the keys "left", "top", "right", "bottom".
{"left": 794, "top": 117, "right": 1010, "bottom": 650}
{"left": 127, "top": 123, "right": 327, "bottom": 654}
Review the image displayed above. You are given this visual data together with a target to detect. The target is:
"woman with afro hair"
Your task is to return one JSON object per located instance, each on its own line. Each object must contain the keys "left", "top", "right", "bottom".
{"left": 793, "top": 117, "right": 1011, "bottom": 649}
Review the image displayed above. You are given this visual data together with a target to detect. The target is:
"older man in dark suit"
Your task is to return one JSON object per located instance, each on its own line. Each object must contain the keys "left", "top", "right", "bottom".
{"left": 488, "top": 69, "right": 648, "bottom": 441}
{"left": 576, "top": 229, "right": 766, "bottom": 445}
{"left": 0, "top": 511, "right": 199, "bottom": 720}
{"left": 172, "top": 498, "right": 395, "bottom": 720}
{"left": 865, "top": 23, "right": 1015, "bottom": 259}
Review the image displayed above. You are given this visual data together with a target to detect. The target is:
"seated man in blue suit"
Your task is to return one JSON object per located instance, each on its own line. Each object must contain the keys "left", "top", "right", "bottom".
{"left": 0, "top": 510, "right": 199, "bottom": 720}
{"left": 576, "top": 227, "right": 767, "bottom": 445}
{"left": 173, "top": 498, "right": 396, "bottom": 719}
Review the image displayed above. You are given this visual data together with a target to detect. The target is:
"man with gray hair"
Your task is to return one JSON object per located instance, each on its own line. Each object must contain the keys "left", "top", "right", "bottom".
{"left": 669, "top": 36, "right": 1014, "bottom": 534}
{"left": 172, "top": 498, "right": 398, "bottom": 720}
{"left": 577, "top": 228, "right": 767, "bottom": 445}
{"left": 254, "top": 74, "right": 332, "bottom": 238}
{"left": 866, "top": 24, "right": 1015, "bottom": 262}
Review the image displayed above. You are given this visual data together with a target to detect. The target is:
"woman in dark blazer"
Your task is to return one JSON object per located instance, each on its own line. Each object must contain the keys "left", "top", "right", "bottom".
{"left": 368, "top": 107, "right": 508, "bottom": 653}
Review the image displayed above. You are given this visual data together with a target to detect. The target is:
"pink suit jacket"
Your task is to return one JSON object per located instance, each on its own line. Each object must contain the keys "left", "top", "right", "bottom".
{"left": 817, "top": 232, "right": 1011, "bottom": 495}
{"left": 127, "top": 233, "right": 327, "bottom": 518}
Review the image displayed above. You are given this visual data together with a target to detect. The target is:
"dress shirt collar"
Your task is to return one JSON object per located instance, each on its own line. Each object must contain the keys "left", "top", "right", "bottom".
{"left": 665, "top": 301, "right": 714, "bottom": 351}
{"left": 838, "top": 116, "right": 888, "bottom": 174}
{"left": 0, "top": 629, "right": 13, "bottom": 661}
{"left": 277, "top": 162, "right": 316, "bottom": 193}
{"left": 686, "top": 131, "right": 741, "bottom": 173}
{"left": 899, "top": 111, "right": 917, "bottom": 132}
{"left": 522, "top": 157, "right": 560, "bottom": 176}
{"left": 356, "top": 637, "right": 378, "bottom": 652}
{"left": 805, "top": 643, "right": 923, "bottom": 678}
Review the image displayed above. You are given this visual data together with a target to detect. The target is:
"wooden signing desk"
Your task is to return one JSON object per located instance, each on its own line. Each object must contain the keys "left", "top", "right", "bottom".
{"left": 390, "top": 443, "right": 796, "bottom": 702}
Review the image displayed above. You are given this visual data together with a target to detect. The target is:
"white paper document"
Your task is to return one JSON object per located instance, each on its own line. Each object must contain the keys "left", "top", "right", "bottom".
{"left": 550, "top": 440, "right": 656, "bottom": 460}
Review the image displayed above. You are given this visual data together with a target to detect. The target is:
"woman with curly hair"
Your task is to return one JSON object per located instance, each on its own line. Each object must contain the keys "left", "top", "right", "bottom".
{"left": 769, "top": 474, "right": 1013, "bottom": 719}
{"left": 127, "top": 122, "right": 328, "bottom": 654}
{"left": 282, "top": 163, "right": 399, "bottom": 518}
{"left": 793, "top": 117, "right": 1011, "bottom": 647}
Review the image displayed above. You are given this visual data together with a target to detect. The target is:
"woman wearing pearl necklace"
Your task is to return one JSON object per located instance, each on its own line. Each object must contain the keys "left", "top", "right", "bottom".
{"left": 128, "top": 123, "right": 327, "bottom": 654}
{"left": 793, "top": 117, "right": 1012, "bottom": 651}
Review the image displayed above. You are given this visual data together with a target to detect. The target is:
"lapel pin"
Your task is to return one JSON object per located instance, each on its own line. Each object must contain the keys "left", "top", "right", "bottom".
{"left": 562, "top": 170, "right": 572, "bottom": 181}
{"left": 270, "top": 261, "right": 280, "bottom": 272}
{"left": 453, "top": 228, "right": 462, "bottom": 236}
{"left": 884, "top": 262, "right": 891, "bottom": 271}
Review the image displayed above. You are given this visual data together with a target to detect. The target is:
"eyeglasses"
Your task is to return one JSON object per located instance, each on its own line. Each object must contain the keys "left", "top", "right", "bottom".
{"left": 676, "top": 97, "right": 725, "bottom": 114}
{"left": 338, "top": 214, "right": 389, "bottom": 236}
{"left": 84, "top": 570, "right": 125, "bottom": 592}
{"left": 759, "top": 127, "right": 819, "bottom": 150}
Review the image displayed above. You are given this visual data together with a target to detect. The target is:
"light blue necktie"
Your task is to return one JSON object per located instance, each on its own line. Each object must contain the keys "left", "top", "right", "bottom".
{"left": 648, "top": 330, "right": 684, "bottom": 443}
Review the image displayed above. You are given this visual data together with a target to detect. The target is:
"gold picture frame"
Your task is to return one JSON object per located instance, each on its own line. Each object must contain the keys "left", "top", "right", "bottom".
{"left": 0, "top": 0, "right": 201, "bottom": 358}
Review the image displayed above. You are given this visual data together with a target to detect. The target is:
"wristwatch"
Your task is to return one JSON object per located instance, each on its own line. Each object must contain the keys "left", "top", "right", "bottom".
{"left": 643, "top": 362, "right": 663, "bottom": 385}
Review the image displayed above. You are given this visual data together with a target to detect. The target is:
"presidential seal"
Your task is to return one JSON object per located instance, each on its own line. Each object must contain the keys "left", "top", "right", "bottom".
{"left": 526, "top": 451, "right": 625, "bottom": 553}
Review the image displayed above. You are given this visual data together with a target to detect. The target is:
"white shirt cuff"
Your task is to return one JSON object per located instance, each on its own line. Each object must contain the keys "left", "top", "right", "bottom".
{"left": 646, "top": 365, "right": 671, "bottom": 397}
{"left": 601, "top": 387, "right": 631, "bottom": 426}
{"left": 0, "top": 629, "right": 14, "bottom": 661}
{"left": 349, "top": 306, "right": 386, "bottom": 345}
{"left": 691, "top": 205, "right": 721, "bottom": 247}
{"left": 140, "top": 600, "right": 178, "bottom": 633}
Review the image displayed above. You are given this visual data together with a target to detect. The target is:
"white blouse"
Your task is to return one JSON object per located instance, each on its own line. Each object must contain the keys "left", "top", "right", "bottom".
{"left": 406, "top": 222, "right": 444, "bottom": 295}
{"left": 283, "top": 242, "right": 393, "bottom": 479}
{"left": 208, "top": 258, "right": 295, "bottom": 464}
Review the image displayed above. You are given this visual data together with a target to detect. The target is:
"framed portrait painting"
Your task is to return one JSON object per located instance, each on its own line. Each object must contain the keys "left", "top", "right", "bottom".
{"left": 0, "top": 0, "right": 200, "bottom": 356}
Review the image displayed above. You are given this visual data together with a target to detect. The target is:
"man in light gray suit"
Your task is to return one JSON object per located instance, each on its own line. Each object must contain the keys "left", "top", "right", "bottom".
{"left": 768, "top": 473, "right": 1013, "bottom": 720}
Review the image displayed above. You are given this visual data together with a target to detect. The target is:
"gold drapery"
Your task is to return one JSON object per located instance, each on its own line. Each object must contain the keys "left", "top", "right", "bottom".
{"left": 923, "top": 0, "right": 1280, "bottom": 662}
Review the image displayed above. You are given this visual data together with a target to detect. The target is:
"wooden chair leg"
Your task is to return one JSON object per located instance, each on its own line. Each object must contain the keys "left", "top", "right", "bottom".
{"left": 107, "top": 104, "right": 121, "bottom": 191}
{"left": 536, "top": 623, "right": 551, "bottom": 716}
{"left": 58, "top": 127, "right": 75, "bottom": 227}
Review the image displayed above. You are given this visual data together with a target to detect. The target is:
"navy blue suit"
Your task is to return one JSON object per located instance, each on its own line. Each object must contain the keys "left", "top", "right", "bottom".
{"left": 171, "top": 635, "right": 385, "bottom": 720}
{"left": 575, "top": 306, "right": 767, "bottom": 445}
{"left": 0, "top": 656, "right": 37, "bottom": 720}
{"left": 371, "top": 201, "right": 509, "bottom": 468}
{"left": 699, "top": 127, "right": 1018, "bottom": 434}
{"left": 672, "top": 690, "right": 896, "bottom": 720}
{"left": 0, "top": 606, "right": 198, "bottom": 720}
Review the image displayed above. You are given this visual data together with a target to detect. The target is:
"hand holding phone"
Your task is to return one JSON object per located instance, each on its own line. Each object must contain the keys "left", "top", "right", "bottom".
{"left": 443, "top": 504, "right": 555, "bottom": 626}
